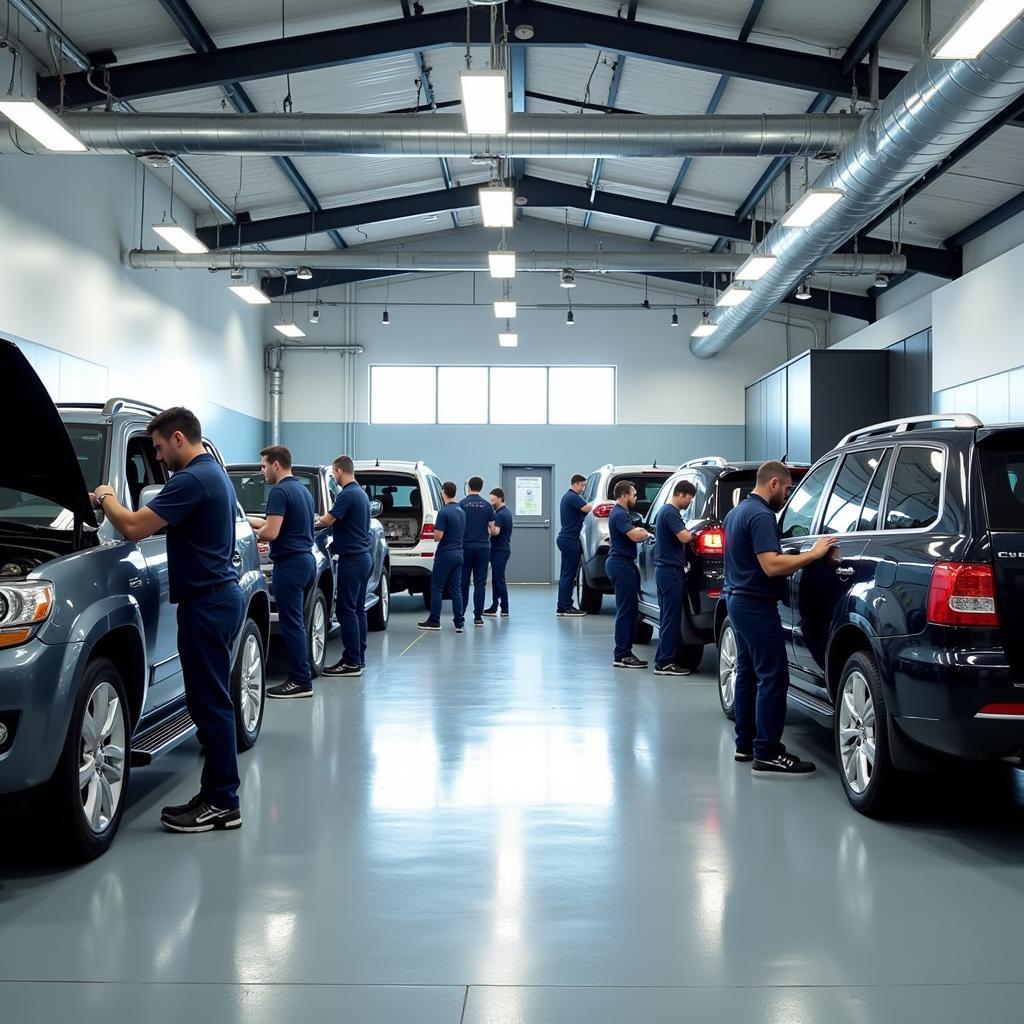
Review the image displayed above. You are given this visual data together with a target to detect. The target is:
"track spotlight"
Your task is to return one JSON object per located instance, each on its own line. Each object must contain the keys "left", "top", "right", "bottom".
{"left": 873, "top": 274, "right": 889, "bottom": 289}
{"left": 566, "top": 309, "right": 575, "bottom": 326}
{"left": 310, "top": 307, "right": 321, "bottom": 324}
{"left": 381, "top": 310, "right": 391, "bottom": 326}
{"left": 795, "top": 280, "right": 812, "bottom": 301}
{"left": 296, "top": 267, "right": 313, "bottom": 280}
{"left": 670, "top": 310, "right": 679, "bottom": 328}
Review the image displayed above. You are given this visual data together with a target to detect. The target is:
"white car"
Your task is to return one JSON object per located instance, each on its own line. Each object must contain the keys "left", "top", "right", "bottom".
{"left": 354, "top": 460, "right": 443, "bottom": 608}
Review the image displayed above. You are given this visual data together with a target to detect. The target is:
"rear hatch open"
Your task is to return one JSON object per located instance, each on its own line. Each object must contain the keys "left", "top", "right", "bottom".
{"left": 360, "top": 472, "right": 423, "bottom": 548}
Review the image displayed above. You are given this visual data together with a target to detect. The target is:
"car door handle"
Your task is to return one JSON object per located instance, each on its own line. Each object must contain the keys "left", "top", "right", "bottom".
{"left": 835, "top": 566, "right": 855, "bottom": 579}
{"left": 232, "top": 552, "right": 243, "bottom": 567}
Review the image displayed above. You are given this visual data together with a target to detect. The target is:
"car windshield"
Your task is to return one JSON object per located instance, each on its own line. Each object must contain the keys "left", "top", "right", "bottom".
{"left": 978, "top": 433, "right": 1024, "bottom": 530}
{"left": 0, "top": 424, "right": 107, "bottom": 530}
{"left": 227, "top": 468, "right": 319, "bottom": 515}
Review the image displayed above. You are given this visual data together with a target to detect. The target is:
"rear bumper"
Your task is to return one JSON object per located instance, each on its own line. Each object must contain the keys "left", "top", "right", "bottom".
{"left": 583, "top": 546, "right": 613, "bottom": 591}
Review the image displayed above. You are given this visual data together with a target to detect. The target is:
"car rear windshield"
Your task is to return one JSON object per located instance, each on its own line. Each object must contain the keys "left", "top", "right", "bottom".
{"left": 228, "top": 468, "right": 318, "bottom": 514}
{"left": 607, "top": 474, "right": 670, "bottom": 515}
{"left": 978, "top": 433, "right": 1024, "bottom": 530}
{"left": 360, "top": 473, "right": 422, "bottom": 513}
{"left": 715, "top": 466, "right": 807, "bottom": 519}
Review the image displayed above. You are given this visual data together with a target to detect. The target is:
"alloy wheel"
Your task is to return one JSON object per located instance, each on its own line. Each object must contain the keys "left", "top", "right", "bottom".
{"left": 311, "top": 599, "right": 326, "bottom": 666}
{"left": 379, "top": 574, "right": 390, "bottom": 621}
{"left": 78, "top": 681, "right": 127, "bottom": 835}
{"left": 239, "top": 633, "right": 264, "bottom": 733}
{"left": 839, "top": 669, "right": 876, "bottom": 795}
{"left": 718, "top": 626, "right": 737, "bottom": 711}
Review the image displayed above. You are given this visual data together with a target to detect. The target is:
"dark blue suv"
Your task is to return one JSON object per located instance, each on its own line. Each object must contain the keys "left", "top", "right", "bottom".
{"left": 715, "top": 414, "right": 1024, "bottom": 815}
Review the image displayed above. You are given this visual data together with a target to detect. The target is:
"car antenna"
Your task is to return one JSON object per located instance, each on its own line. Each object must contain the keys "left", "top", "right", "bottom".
{"left": 375, "top": 458, "right": 380, "bottom": 467}
{"left": 653, "top": 460, "right": 658, "bottom": 469}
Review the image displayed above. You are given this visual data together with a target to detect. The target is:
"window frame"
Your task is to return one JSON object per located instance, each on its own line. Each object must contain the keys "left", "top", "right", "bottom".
{"left": 819, "top": 447, "right": 886, "bottom": 537}
{"left": 779, "top": 457, "right": 840, "bottom": 541}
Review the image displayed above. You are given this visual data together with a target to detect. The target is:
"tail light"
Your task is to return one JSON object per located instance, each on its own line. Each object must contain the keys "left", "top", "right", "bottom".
{"left": 420, "top": 523, "right": 435, "bottom": 541}
{"left": 257, "top": 541, "right": 269, "bottom": 558}
{"left": 927, "top": 562, "right": 999, "bottom": 627}
{"left": 692, "top": 527, "right": 725, "bottom": 557}
{"left": 592, "top": 503, "right": 615, "bottom": 519}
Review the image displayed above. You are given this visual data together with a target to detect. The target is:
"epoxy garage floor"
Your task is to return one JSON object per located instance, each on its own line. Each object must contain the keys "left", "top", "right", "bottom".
{"left": 3, "top": 586, "right": 1024, "bottom": 1023}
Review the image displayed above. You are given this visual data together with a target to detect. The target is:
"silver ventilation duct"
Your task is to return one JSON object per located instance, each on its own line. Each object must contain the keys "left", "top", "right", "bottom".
{"left": 127, "top": 249, "right": 907, "bottom": 276}
{"left": 691, "top": 18, "right": 1024, "bottom": 358}
{"left": 1, "top": 112, "right": 862, "bottom": 158}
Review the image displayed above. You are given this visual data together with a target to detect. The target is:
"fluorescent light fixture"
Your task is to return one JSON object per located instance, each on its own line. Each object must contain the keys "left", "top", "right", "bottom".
{"left": 0, "top": 97, "right": 86, "bottom": 152}
{"left": 229, "top": 284, "right": 271, "bottom": 305}
{"left": 479, "top": 186, "right": 515, "bottom": 227}
{"left": 933, "top": 0, "right": 1024, "bottom": 59}
{"left": 691, "top": 321, "right": 718, "bottom": 338}
{"left": 780, "top": 188, "right": 845, "bottom": 228}
{"left": 460, "top": 69, "right": 509, "bottom": 135}
{"left": 274, "top": 323, "right": 306, "bottom": 339}
{"left": 716, "top": 284, "right": 754, "bottom": 307}
{"left": 498, "top": 332, "right": 519, "bottom": 348}
{"left": 488, "top": 251, "right": 517, "bottom": 278}
{"left": 494, "top": 300, "right": 517, "bottom": 318}
{"left": 152, "top": 223, "right": 208, "bottom": 254}
{"left": 735, "top": 254, "right": 777, "bottom": 281}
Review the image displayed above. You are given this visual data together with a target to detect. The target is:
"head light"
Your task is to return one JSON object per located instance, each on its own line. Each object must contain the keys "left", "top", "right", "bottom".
{"left": 0, "top": 581, "right": 54, "bottom": 648}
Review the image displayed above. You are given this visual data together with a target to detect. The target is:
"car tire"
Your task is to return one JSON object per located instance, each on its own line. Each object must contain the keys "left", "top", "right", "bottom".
{"left": 306, "top": 587, "right": 329, "bottom": 678}
{"left": 232, "top": 620, "right": 265, "bottom": 752}
{"left": 678, "top": 643, "right": 705, "bottom": 672}
{"left": 634, "top": 618, "right": 654, "bottom": 644}
{"left": 368, "top": 571, "right": 390, "bottom": 632}
{"left": 717, "top": 618, "right": 737, "bottom": 721}
{"left": 835, "top": 651, "right": 901, "bottom": 817}
{"left": 42, "top": 657, "right": 131, "bottom": 862}
{"left": 578, "top": 566, "right": 604, "bottom": 614}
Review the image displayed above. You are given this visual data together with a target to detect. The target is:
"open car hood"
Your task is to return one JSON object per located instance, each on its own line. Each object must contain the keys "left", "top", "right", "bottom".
{"left": 1, "top": 339, "right": 96, "bottom": 526}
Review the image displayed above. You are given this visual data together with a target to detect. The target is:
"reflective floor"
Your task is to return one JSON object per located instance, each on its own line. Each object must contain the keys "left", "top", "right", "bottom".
{"left": 4, "top": 585, "right": 1024, "bottom": 1023}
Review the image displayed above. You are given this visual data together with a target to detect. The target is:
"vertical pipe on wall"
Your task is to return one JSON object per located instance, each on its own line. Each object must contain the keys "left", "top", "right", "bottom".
{"left": 267, "top": 343, "right": 284, "bottom": 445}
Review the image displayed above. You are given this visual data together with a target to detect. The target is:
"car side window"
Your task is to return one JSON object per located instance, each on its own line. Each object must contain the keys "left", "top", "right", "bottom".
{"left": 779, "top": 458, "right": 837, "bottom": 539}
{"left": 124, "top": 433, "right": 166, "bottom": 511}
{"left": 648, "top": 476, "right": 675, "bottom": 525}
{"left": 884, "top": 446, "right": 944, "bottom": 531}
{"left": 857, "top": 448, "right": 893, "bottom": 531}
{"left": 584, "top": 473, "right": 600, "bottom": 502}
{"left": 820, "top": 449, "right": 884, "bottom": 535}
{"left": 428, "top": 476, "right": 444, "bottom": 511}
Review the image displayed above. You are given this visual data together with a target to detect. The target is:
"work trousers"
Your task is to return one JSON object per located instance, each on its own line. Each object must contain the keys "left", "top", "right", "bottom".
{"left": 727, "top": 593, "right": 789, "bottom": 761}
{"left": 489, "top": 548, "right": 511, "bottom": 612}
{"left": 654, "top": 565, "right": 685, "bottom": 669}
{"left": 429, "top": 549, "right": 465, "bottom": 627}
{"left": 606, "top": 555, "right": 639, "bottom": 662}
{"left": 556, "top": 536, "right": 580, "bottom": 612}
{"left": 461, "top": 545, "right": 490, "bottom": 620}
{"left": 177, "top": 585, "right": 245, "bottom": 810}
{"left": 336, "top": 553, "right": 372, "bottom": 668}
{"left": 272, "top": 553, "right": 316, "bottom": 687}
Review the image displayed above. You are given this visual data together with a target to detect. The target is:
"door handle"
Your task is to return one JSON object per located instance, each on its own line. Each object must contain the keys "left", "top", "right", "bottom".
{"left": 232, "top": 552, "right": 243, "bottom": 567}
{"left": 835, "top": 566, "right": 855, "bottom": 579}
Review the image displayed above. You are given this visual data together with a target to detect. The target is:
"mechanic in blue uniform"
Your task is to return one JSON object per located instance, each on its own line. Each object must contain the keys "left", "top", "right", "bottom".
{"left": 606, "top": 480, "right": 655, "bottom": 669}
{"left": 653, "top": 479, "right": 697, "bottom": 676}
{"left": 92, "top": 407, "right": 245, "bottom": 835}
{"left": 318, "top": 455, "right": 371, "bottom": 678}
{"left": 556, "top": 473, "right": 594, "bottom": 616}
{"left": 723, "top": 460, "right": 836, "bottom": 778}
{"left": 248, "top": 445, "right": 316, "bottom": 700}
{"left": 419, "top": 481, "right": 466, "bottom": 632}
{"left": 484, "top": 487, "right": 513, "bottom": 617}
{"left": 460, "top": 476, "right": 498, "bottom": 627}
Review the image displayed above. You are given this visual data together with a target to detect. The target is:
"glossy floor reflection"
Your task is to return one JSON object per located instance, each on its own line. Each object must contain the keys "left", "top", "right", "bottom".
{"left": 4, "top": 585, "right": 1024, "bottom": 1023}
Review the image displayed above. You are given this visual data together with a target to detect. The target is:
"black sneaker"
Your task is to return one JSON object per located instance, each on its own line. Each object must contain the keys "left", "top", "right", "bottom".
{"left": 557, "top": 607, "right": 587, "bottom": 617}
{"left": 752, "top": 751, "right": 816, "bottom": 778}
{"left": 474, "top": 617, "right": 484, "bottom": 627}
{"left": 653, "top": 663, "right": 690, "bottom": 676}
{"left": 417, "top": 620, "right": 442, "bottom": 631}
{"left": 613, "top": 654, "right": 648, "bottom": 669}
{"left": 161, "top": 800, "right": 242, "bottom": 833}
{"left": 334, "top": 664, "right": 362, "bottom": 678}
{"left": 483, "top": 608, "right": 499, "bottom": 617}
{"left": 267, "top": 680, "right": 313, "bottom": 699}
{"left": 161, "top": 793, "right": 203, "bottom": 819}
{"left": 454, "top": 625, "right": 465, "bottom": 634}
{"left": 734, "top": 750, "right": 754, "bottom": 763}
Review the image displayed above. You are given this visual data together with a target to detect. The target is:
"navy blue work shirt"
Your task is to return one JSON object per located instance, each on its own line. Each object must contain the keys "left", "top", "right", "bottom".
{"left": 558, "top": 489, "right": 588, "bottom": 541}
{"left": 655, "top": 503, "right": 689, "bottom": 570}
{"left": 147, "top": 453, "right": 239, "bottom": 604}
{"left": 608, "top": 503, "right": 640, "bottom": 562}
{"left": 265, "top": 475, "right": 315, "bottom": 561}
{"left": 435, "top": 502, "right": 465, "bottom": 554}
{"left": 723, "top": 493, "right": 784, "bottom": 601}
{"left": 460, "top": 493, "right": 495, "bottom": 548}
{"left": 328, "top": 480, "right": 371, "bottom": 558}
{"left": 492, "top": 504, "right": 513, "bottom": 553}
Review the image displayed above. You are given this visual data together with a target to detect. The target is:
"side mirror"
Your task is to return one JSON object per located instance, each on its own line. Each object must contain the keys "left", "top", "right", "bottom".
{"left": 370, "top": 498, "right": 384, "bottom": 518}
{"left": 629, "top": 510, "right": 643, "bottom": 525}
{"left": 138, "top": 484, "right": 164, "bottom": 510}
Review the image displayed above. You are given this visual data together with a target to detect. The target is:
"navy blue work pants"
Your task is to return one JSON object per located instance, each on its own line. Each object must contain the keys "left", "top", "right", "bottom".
{"left": 606, "top": 555, "right": 639, "bottom": 662}
{"left": 429, "top": 549, "right": 465, "bottom": 627}
{"left": 556, "top": 536, "right": 580, "bottom": 612}
{"left": 272, "top": 553, "right": 316, "bottom": 687}
{"left": 489, "top": 548, "right": 511, "bottom": 612}
{"left": 727, "top": 593, "right": 789, "bottom": 761}
{"left": 461, "top": 545, "right": 490, "bottom": 620}
{"left": 336, "top": 553, "right": 371, "bottom": 667}
{"left": 176, "top": 585, "right": 245, "bottom": 810}
{"left": 654, "top": 566, "right": 685, "bottom": 668}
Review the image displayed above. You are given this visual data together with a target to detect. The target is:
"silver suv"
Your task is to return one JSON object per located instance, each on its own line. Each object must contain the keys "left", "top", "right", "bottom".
{"left": 577, "top": 464, "right": 672, "bottom": 612}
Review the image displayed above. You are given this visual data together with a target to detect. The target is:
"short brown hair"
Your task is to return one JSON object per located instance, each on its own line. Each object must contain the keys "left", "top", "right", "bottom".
{"left": 333, "top": 455, "right": 354, "bottom": 474}
{"left": 756, "top": 460, "right": 792, "bottom": 487}
{"left": 147, "top": 406, "right": 202, "bottom": 443}
{"left": 490, "top": 487, "right": 504, "bottom": 500}
{"left": 442, "top": 480, "right": 457, "bottom": 499}
{"left": 260, "top": 445, "right": 292, "bottom": 469}
{"left": 613, "top": 479, "right": 636, "bottom": 500}
{"left": 571, "top": 474, "right": 587, "bottom": 485}
{"left": 673, "top": 479, "right": 697, "bottom": 498}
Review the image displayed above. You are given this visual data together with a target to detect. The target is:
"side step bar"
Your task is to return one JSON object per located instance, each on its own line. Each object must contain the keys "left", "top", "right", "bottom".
{"left": 787, "top": 688, "right": 834, "bottom": 726}
{"left": 130, "top": 706, "right": 197, "bottom": 766}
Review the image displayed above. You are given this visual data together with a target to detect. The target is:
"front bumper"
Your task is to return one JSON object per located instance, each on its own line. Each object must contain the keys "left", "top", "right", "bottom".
{"left": 0, "top": 639, "right": 84, "bottom": 796}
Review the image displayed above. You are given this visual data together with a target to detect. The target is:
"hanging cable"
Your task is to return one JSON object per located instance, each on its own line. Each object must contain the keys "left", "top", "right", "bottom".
{"left": 281, "top": 0, "right": 293, "bottom": 113}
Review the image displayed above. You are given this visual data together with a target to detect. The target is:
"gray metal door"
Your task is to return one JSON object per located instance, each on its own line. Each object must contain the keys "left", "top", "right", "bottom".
{"left": 500, "top": 464, "right": 553, "bottom": 583}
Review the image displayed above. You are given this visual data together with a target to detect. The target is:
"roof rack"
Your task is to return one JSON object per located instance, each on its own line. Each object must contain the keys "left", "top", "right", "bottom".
{"left": 677, "top": 456, "right": 729, "bottom": 470}
{"left": 837, "top": 413, "right": 983, "bottom": 449}
{"left": 101, "top": 398, "right": 163, "bottom": 417}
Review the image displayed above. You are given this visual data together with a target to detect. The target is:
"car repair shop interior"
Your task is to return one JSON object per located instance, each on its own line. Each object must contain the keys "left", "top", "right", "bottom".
{"left": 2, "top": 1, "right": 1024, "bottom": 1022}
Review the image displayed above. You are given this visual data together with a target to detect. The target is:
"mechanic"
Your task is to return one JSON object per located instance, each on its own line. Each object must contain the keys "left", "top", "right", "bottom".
{"left": 484, "top": 487, "right": 513, "bottom": 618}
{"left": 723, "top": 460, "right": 837, "bottom": 778}
{"left": 606, "top": 480, "right": 655, "bottom": 670}
{"left": 460, "top": 476, "right": 499, "bottom": 627}
{"left": 653, "top": 479, "right": 697, "bottom": 677}
{"left": 247, "top": 445, "right": 316, "bottom": 700}
{"left": 555, "top": 473, "right": 594, "bottom": 617}
{"left": 92, "top": 407, "right": 244, "bottom": 835}
{"left": 419, "top": 481, "right": 466, "bottom": 633}
{"left": 317, "top": 455, "right": 371, "bottom": 678}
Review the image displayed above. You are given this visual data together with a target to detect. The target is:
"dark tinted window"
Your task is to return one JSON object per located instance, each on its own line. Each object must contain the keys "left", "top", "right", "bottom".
{"left": 884, "top": 446, "right": 943, "bottom": 530}
{"left": 978, "top": 433, "right": 1024, "bottom": 530}
{"left": 607, "top": 474, "right": 670, "bottom": 516}
{"left": 779, "top": 459, "right": 837, "bottom": 539}
{"left": 821, "top": 449, "right": 884, "bottom": 535}
{"left": 228, "top": 468, "right": 317, "bottom": 514}
{"left": 360, "top": 473, "right": 420, "bottom": 513}
{"left": 857, "top": 448, "right": 892, "bottom": 531}
{"left": 714, "top": 467, "right": 806, "bottom": 520}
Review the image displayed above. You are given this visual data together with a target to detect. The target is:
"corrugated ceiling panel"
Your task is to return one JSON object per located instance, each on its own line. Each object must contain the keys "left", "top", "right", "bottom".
{"left": 614, "top": 59, "right": 723, "bottom": 115}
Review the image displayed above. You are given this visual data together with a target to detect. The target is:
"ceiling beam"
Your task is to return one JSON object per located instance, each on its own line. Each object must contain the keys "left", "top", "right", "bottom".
{"left": 944, "top": 188, "right": 1024, "bottom": 251}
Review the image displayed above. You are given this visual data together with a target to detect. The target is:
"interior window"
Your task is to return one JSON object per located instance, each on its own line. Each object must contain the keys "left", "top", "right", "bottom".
{"left": 857, "top": 448, "right": 893, "bottom": 531}
{"left": 821, "top": 449, "right": 884, "bottom": 535}
{"left": 779, "top": 459, "right": 837, "bottom": 539}
{"left": 125, "top": 434, "right": 166, "bottom": 511}
{"left": 884, "top": 447, "right": 944, "bottom": 530}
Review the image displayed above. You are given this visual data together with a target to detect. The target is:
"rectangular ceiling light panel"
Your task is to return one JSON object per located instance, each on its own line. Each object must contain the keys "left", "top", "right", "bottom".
{"left": 461, "top": 70, "right": 509, "bottom": 135}
{"left": 0, "top": 97, "right": 86, "bottom": 152}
